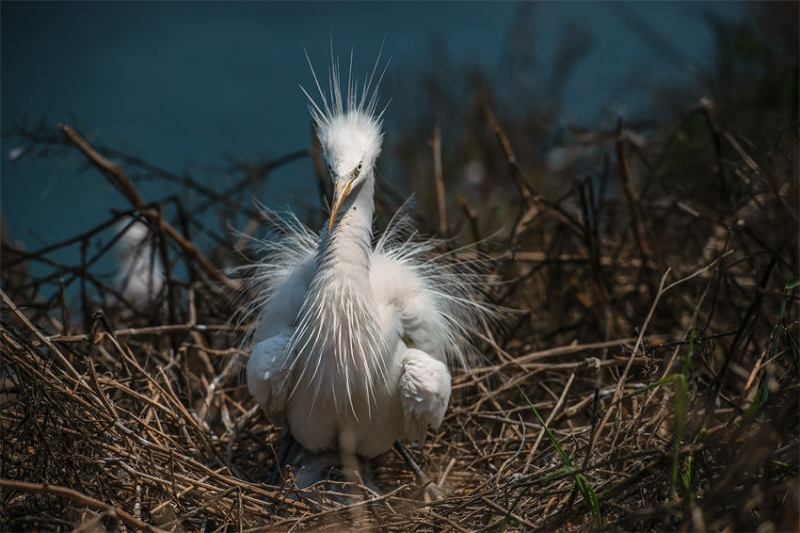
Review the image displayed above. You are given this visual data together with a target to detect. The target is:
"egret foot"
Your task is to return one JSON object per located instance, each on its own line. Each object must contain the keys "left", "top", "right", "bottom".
{"left": 274, "top": 428, "right": 380, "bottom": 503}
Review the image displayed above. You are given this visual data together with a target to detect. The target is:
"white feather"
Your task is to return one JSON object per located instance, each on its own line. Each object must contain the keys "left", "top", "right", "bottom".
{"left": 114, "top": 216, "right": 164, "bottom": 308}
{"left": 239, "top": 49, "right": 497, "bottom": 460}
{"left": 399, "top": 349, "right": 451, "bottom": 444}
{"left": 246, "top": 332, "right": 292, "bottom": 422}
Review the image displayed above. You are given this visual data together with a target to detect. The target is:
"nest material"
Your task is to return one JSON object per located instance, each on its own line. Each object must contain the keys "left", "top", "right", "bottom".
{"left": 2, "top": 99, "right": 798, "bottom": 531}
{"left": 2, "top": 263, "right": 797, "bottom": 532}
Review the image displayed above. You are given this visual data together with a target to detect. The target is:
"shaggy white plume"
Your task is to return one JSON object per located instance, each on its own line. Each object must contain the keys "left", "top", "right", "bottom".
{"left": 237, "top": 48, "right": 499, "bottom": 464}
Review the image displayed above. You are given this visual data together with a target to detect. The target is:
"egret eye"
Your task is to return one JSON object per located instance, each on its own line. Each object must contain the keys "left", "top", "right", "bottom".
{"left": 356, "top": 163, "right": 362, "bottom": 174}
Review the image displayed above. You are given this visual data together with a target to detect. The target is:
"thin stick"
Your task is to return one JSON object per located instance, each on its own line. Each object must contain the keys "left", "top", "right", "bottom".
{"left": 586, "top": 268, "right": 671, "bottom": 461}
{"left": 615, "top": 118, "right": 653, "bottom": 262}
{"left": 283, "top": 483, "right": 410, "bottom": 529}
{"left": 480, "top": 496, "right": 537, "bottom": 530}
{"left": 525, "top": 370, "right": 577, "bottom": 465}
{"left": 0, "top": 287, "right": 81, "bottom": 381}
{"left": 483, "top": 106, "right": 535, "bottom": 207}
{"left": 457, "top": 195, "right": 482, "bottom": 243}
{"left": 58, "top": 278, "right": 70, "bottom": 336}
{"left": 0, "top": 479, "right": 169, "bottom": 533}
{"left": 427, "top": 510, "right": 473, "bottom": 533}
{"left": 431, "top": 126, "right": 448, "bottom": 237}
{"left": 484, "top": 105, "right": 584, "bottom": 240}
{"left": 48, "top": 322, "right": 242, "bottom": 343}
{"left": 58, "top": 124, "right": 237, "bottom": 290}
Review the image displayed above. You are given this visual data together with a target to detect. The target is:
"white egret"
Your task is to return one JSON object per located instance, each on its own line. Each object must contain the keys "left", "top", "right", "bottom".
{"left": 242, "top": 48, "right": 496, "bottom": 493}
{"left": 114, "top": 216, "right": 164, "bottom": 310}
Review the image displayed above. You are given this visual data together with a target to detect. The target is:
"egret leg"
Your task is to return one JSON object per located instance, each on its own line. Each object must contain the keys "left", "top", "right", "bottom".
{"left": 277, "top": 431, "right": 340, "bottom": 489}
{"left": 271, "top": 426, "right": 296, "bottom": 485}
{"left": 274, "top": 427, "right": 380, "bottom": 501}
{"left": 394, "top": 440, "right": 443, "bottom": 501}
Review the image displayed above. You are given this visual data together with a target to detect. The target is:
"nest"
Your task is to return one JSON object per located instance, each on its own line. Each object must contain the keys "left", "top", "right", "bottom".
{"left": 2, "top": 87, "right": 798, "bottom": 530}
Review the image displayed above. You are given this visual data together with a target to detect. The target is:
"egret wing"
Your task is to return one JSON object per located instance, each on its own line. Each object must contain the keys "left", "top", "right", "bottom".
{"left": 237, "top": 209, "right": 319, "bottom": 420}
{"left": 370, "top": 208, "right": 498, "bottom": 443}
{"left": 398, "top": 348, "right": 452, "bottom": 443}
{"left": 238, "top": 208, "right": 318, "bottom": 341}
{"left": 370, "top": 208, "right": 497, "bottom": 368}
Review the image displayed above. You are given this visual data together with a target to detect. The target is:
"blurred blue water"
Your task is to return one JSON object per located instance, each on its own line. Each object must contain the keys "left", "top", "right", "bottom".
{"left": 1, "top": 1, "right": 743, "bottom": 292}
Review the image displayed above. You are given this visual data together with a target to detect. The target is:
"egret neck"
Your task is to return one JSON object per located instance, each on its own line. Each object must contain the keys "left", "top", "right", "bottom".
{"left": 319, "top": 175, "right": 375, "bottom": 273}
{"left": 296, "top": 171, "right": 390, "bottom": 425}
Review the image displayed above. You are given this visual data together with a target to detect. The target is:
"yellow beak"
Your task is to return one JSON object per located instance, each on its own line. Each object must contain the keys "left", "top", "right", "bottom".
{"left": 328, "top": 178, "right": 354, "bottom": 231}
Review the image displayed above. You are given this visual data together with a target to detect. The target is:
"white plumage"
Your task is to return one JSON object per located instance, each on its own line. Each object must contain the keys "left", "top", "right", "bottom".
{"left": 241, "top": 49, "right": 495, "bottom": 476}
{"left": 114, "top": 216, "right": 164, "bottom": 309}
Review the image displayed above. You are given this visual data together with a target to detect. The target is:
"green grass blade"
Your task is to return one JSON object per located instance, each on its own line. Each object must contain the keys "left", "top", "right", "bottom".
{"left": 670, "top": 374, "right": 687, "bottom": 498}
{"left": 741, "top": 276, "right": 797, "bottom": 427}
{"left": 610, "top": 374, "right": 681, "bottom": 407}
{"left": 518, "top": 386, "right": 603, "bottom": 529}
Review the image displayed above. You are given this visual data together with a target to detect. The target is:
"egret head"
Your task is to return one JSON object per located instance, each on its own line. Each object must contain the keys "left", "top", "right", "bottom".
{"left": 320, "top": 113, "right": 382, "bottom": 229}
{"left": 301, "top": 47, "right": 388, "bottom": 229}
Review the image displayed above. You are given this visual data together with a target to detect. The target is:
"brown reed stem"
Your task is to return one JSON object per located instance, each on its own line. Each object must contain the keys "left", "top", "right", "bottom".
{"left": 58, "top": 123, "right": 237, "bottom": 290}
